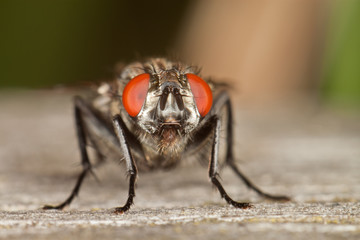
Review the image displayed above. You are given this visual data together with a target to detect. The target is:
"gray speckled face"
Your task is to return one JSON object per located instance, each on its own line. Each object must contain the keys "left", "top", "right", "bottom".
{"left": 136, "top": 70, "right": 201, "bottom": 135}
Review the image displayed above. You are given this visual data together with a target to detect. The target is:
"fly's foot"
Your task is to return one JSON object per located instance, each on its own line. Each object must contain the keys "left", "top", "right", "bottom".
{"left": 42, "top": 204, "right": 65, "bottom": 210}
{"left": 114, "top": 206, "right": 130, "bottom": 214}
{"left": 113, "top": 196, "right": 134, "bottom": 214}
{"left": 231, "top": 201, "right": 252, "bottom": 209}
{"left": 224, "top": 195, "right": 253, "bottom": 209}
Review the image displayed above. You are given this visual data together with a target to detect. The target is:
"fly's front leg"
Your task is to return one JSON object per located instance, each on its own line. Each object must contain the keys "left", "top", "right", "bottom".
{"left": 112, "top": 114, "right": 137, "bottom": 213}
{"left": 208, "top": 115, "right": 251, "bottom": 208}
{"left": 43, "top": 97, "right": 96, "bottom": 210}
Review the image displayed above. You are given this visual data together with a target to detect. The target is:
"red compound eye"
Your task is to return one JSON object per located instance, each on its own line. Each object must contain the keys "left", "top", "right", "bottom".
{"left": 186, "top": 73, "right": 213, "bottom": 117}
{"left": 122, "top": 73, "right": 150, "bottom": 117}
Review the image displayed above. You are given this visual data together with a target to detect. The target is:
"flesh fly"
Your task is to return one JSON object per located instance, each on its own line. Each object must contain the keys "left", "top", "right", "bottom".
{"left": 43, "top": 58, "right": 289, "bottom": 213}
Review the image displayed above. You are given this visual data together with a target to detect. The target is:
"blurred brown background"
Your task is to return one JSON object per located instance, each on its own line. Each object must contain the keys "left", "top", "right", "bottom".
{"left": 179, "top": 0, "right": 327, "bottom": 104}
{"left": 1, "top": 0, "right": 359, "bottom": 107}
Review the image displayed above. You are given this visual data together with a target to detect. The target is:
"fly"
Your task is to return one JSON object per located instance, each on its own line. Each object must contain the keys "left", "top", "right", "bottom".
{"left": 43, "top": 58, "right": 290, "bottom": 213}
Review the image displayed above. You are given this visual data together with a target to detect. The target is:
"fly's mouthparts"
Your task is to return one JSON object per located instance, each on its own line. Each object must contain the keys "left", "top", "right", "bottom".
{"left": 160, "top": 121, "right": 181, "bottom": 129}
{"left": 158, "top": 120, "right": 182, "bottom": 137}
{"left": 160, "top": 116, "right": 181, "bottom": 125}
{"left": 162, "top": 121, "right": 180, "bottom": 124}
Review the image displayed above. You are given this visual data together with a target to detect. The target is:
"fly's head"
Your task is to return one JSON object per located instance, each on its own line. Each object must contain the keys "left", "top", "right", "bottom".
{"left": 118, "top": 59, "right": 213, "bottom": 150}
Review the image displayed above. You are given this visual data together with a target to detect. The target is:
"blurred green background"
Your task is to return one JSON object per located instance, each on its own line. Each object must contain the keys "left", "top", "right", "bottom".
{"left": 321, "top": 0, "right": 360, "bottom": 107}
{"left": 0, "top": 0, "right": 190, "bottom": 88}
{"left": 0, "top": 0, "right": 359, "bottom": 107}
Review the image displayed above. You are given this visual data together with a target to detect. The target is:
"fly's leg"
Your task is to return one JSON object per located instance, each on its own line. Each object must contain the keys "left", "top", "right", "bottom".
{"left": 208, "top": 115, "right": 251, "bottom": 208}
{"left": 112, "top": 115, "right": 137, "bottom": 213}
{"left": 222, "top": 93, "right": 290, "bottom": 201}
{"left": 227, "top": 161, "right": 290, "bottom": 201}
{"left": 43, "top": 97, "right": 96, "bottom": 210}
